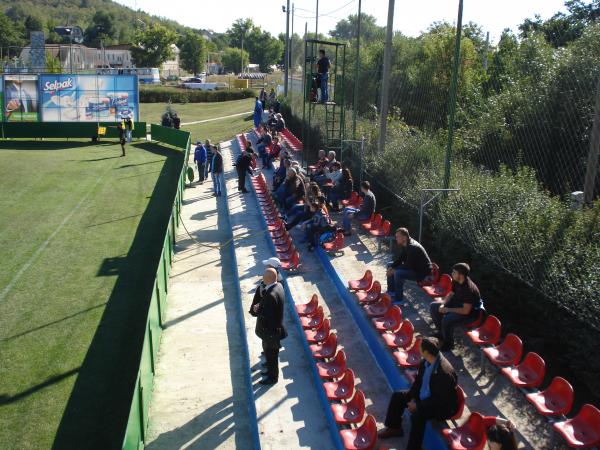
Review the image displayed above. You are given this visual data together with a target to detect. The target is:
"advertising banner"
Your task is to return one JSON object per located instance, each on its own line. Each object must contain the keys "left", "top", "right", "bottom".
{"left": 3, "top": 75, "right": 40, "bottom": 122}
{"left": 39, "top": 74, "right": 138, "bottom": 122}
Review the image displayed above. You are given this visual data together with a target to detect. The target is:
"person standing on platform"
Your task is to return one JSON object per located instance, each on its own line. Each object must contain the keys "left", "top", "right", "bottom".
{"left": 254, "top": 97, "right": 263, "bottom": 129}
{"left": 123, "top": 115, "right": 134, "bottom": 142}
{"left": 194, "top": 141, "right": 207, "bottom": 184}
{"left": 117, "top": 121, "right": 127, "bottom": 156}
{"left": 234, "top": 146, "right": 254, "bottom": 193}
{"left": 211, "top": 145, "right": 224, "bottom": 197}
{"left": 317, "top": 49, "right": 331, "bottom": 103}
{"left": 250, "top": 268, "right": 286, "bottom": 385}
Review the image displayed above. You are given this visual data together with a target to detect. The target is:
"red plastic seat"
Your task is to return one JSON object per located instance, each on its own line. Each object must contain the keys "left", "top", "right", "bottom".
{"left": 553, "top": 404, "right": 600, "bottom": 448}
{"left": 316, "top": 350, "right": 346, "bottom": 379}
{"left": 382, "top": 319, "right": 414, "bottom": 349}
{"left": 342, "top": 191, "right": 359, "bottom": 207}
{"left": 310, "top": 332, "right": 338, "bottom": 359}
{"left": 362, "top": 213, "right": 382, "bottom": 231}
{"left": 339, "top": 414, "right": 377, "bottom": 450}
{"left": 372, "top": 305, "right": 402, "bottom": 332}
{"left": 452, "top": 385, "right": 466, "bottom": 420}
{"left": 370, "top": 219, "right": 391, "bottom": 237}
{"left": 275, "top": 236, "right": 293, "bottom": 254}
{"left": 466, "top": 315, "right": 501, "bottom": 346}
{"left": 364, "top": 294, "right": 392, "bottom": 318}
{"left": 442, "top": 412, "right": 487, "bottom": 450}
{"left": 418, "top": 263, "right": 440, "bottom": 287}
{"left": 280, "top": 251, "right": 300, "bottom": 271}
{"left": 331, "top": 390, "right": 366, "bottom": 425}
{"left": 393, "top": 337, "right": 422, "bottom": 368}
{"left": 304, "top": 319, "right": 330, "bottom": 344}
{"left": 300, "top": 306, "right": 324, "bottom": 329}
{"left": 422, "top": 274, "right": 453, "bottom": 298}
{"left": 277, "top": 244, "right": 297, "bottom": 262}
{"left": 348, "top": 270, "right": 373, "bottom": 291}
{"left": 267, "top": 218, "right": 285, "bottom": 232}
{"left": 296, "top": 293, "right": 318, "bottom": 317}
{"left": 482, "top": 334, "right": 523, "bottom": 367}
{"left": 323, "top": 368, "right": 355, "bottom": 401}
{"left": 322, "top": 231, "right": 345, "bottom": 254}
{"left": 355, "top": 281, "right": 381, "bottom": 304}
{"left": 526, "top": 376, "right": 574, "bottom": 417}
{"left": 501, "top": 352, "right": 546, "bottom": 389}
{"left": 463, "top": 309, "right": 484, "bottom": 329}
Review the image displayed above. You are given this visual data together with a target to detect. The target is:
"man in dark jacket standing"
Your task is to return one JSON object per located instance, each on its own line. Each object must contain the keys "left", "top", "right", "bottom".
{"left": 386, "top": 227, "right": 432, "bottom": 303}
{"left": 251, "top": 268, "right": 286, "bottom": 385}
{"left": 378, "top": 337, "right": 459, "bottom": 449}
{"left": 194, "top": 141, "right": 207, "bottom": 184}
{"left": 210, "top": 145, "right": 224, "bottom": 197}
{"left": 235, "top": 146, "right": 254, "bottom": 193}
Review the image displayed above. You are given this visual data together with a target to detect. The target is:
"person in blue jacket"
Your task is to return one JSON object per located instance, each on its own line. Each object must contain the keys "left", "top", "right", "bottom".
{"left": 254, "top": 97, "right": 263, "bottom": 129}
{"left": 194, "top": 140, "right": 208, "bottom": 183}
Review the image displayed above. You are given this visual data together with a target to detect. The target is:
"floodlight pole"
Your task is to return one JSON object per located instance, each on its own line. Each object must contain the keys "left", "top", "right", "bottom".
{"left": 583, "top": 74, "right": 600, "bottom": 205}
{"left": 377, "top": 0, "right": 395, "bottom": 153}
{"left": 352, "top": 0, "right": 362, "bottom": 138}
{"left": 315, "top": 0, "right": 319, "bottom": 37}
{"left": 284, "top": 0, "right": 290, "bottom": 96}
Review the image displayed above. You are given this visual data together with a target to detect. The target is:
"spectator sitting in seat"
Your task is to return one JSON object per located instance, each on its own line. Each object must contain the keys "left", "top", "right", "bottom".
{"left": 377, "top": 337, "right": 459, "bottom": 449}
{"left": 311, "top": 149, "right": 328, "bottom": 175}
{"left": 263, "top": 136, "right": 282, "bottom": 170}
{"left": 275, "top": 113, "right": 286, "bottom": 133}
{"left": 267, "top": 110, "right": 278, "bottom": 133}
{"left": 285, "top": 183, "right": 321, "bottom": 230}
{"left": 273, "top": 153, "right": 291, "bottom": 191}
{"left": 256, "top": 129, "right": 273, "bottom": 169}
{"left": 301, "top": 197, "right": 332, "bottom": 251}
{"left": 342, "top": 181, "right": 375, "bottom": 236}
{"left": 386, "top": 227, "right": 432, "bottom": 303}
{"left": 276, "top": 167, "right": 304, "bottom": 212}
{"left": 328, "top": 167, "right": 353, "bottom": 212}
{"left": 313, "top": 151, "right": 338, "bottom": 185}
{"left": 486, "top": 419, "right": 518, "bottom": 450}
{"left": 429, "top": 263, "right": 483, "bottom": 352}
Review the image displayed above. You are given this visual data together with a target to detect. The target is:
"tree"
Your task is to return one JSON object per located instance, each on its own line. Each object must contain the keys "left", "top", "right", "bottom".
{"left": 226, "top": 18, "right": 254, "bottom": 48}
{"left": 329, "top": 14, "right": 384, "bottom": 43}
{"left": 222, "top": 46, "right": 248, "bottom": 72}
{"left": 0, "top": 12, "right": 23, "bottom": 50}
{"left": 85, "top": 11, "right": 118, "bottom": 46}
{"left": 130, "top": 24, "right": 178, "bottom": 68}
{"left": 179, "top": 31, "right": 206, "bottom": 75}
{"left": 245, "top": 28, "right": 283, "bottom": 72}
{"left": 24, "top": 15, "right": 45, "bottom": 34}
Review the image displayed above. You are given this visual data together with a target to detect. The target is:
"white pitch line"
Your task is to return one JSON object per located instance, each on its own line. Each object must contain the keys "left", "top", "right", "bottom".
{"left": 181, "top": 110, "right": 251, "bottom": 126}
{"left": 0, "top": 170, "right": 108, "bottom": 304}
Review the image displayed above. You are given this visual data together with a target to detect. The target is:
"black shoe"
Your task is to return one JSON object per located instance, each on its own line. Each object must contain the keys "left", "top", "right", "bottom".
{"left": 241, "top": 189, "right": 249, "bottom": 193}
{"left": 212, "top": 192, "right": 218, "bottom": 197}
{"left": 440, "top": 344, "right": 453, "bottom": 352}
{"left": 259, "top": 377, "right": 278, "bottom": 385}
{"left": 260, "top": 370, "right": 270, "bottom": 376}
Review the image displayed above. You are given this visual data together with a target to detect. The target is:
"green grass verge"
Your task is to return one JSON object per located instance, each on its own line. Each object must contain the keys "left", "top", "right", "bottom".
{"left": 0, "top": 140, "right": 183, "bottom": 450}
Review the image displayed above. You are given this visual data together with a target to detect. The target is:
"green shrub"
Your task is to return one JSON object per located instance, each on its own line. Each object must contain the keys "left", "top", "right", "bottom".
{"left": 140, "top": 87, "right": 255, "bottom": 103}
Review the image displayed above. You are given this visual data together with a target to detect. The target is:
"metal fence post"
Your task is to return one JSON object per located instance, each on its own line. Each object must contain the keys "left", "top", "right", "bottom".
{"left": 360, "top": 135, "right": 365, "bottom": 185}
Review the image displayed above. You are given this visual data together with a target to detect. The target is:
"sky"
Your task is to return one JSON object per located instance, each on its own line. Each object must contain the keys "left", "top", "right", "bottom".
{"left": 114, "top": 0, "right": 568, "bottom": 43}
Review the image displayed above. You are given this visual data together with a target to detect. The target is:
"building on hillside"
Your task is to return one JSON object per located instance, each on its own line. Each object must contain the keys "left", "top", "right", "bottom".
{"left": 161, "top": 44, "right": 180, "bottom": 78}
{"left": 18, "top": 44, "right": 132, "bottom": 71}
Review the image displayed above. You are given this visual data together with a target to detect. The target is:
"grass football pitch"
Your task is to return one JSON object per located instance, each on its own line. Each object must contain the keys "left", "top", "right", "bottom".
{"left": 0, "top": 139, "right": 184, "bottom": 450}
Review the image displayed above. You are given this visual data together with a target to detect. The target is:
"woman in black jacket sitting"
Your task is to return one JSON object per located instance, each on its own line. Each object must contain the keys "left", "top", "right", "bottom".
{"left": 328, "top": 168, "right": 353, "bottom": 212}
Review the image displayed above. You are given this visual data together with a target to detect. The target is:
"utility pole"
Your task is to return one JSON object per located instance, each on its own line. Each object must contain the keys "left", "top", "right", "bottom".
{"left": 584, "top": 75, "right": 600, "bottom": 205}
{"left": 352, "top": 0, "right": 362, "bottom": 139}
{"left": 240, "top": 33, "right": 244, "bottom": 74}
{"left": 284, "top": 0, "right": 290, "bottom": 96}
{"left": 442, "top": 0, "right": 464, "bottom": 190}
{"left": 483, "top": 31, "right": 490, "bottom": 72}
{"left": 377, "top": 0, "right": 395, "bottom": 154}
{"left": 315, "top": 0, "right": 319, "bottom": 37}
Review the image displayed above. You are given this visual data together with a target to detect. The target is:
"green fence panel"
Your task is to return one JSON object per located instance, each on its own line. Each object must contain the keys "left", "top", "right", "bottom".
{"left": 150, "top": 124, "right": 190, "bottom": 150}
{"left": 122, "top": 375, "right": 143, "bottom": 450}
{"left": 1, "top": 122, "right": 147, "bottom": 139}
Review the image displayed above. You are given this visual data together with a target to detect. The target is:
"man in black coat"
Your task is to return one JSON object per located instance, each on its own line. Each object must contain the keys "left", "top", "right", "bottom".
{"left": 234, "top": 146, "right": 254, "bottom": 193}
{"left": 378, "top": 337, "right": 459, "bottom": 449}
{"left": 386, "top": 227, "right": 432, "bottom": 303}
{"left": 250, "top": 268, "right": 286, "bottom": 385}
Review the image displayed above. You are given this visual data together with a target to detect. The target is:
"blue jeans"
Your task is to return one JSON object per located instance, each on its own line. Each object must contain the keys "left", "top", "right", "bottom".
{"left": 342, "top": 207, "right": 369, "bottom": 232}
{"left": 430, "top": 303, "right": 476, "bottom": 348}
{"left": 386, "top": 267, "right": 418, "bottom": 303}
{"left": 275, "top": 183, "right": 287, "bottom": 207}
{"left": 320, "top": 73, "right": 329, "bottom": 102}
{"left": 213, "top": 171, "right": 223, "bottom": 196}
{"left": 257, "top": 144, "right": 269, "bottom": 167}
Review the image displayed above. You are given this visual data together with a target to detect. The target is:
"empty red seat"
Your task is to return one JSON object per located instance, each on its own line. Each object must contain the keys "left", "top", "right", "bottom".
{"left": 418, "top": 262, "right": 440, "bottom": 287}
{"left": 393, "top": 337, "right": 422, "bottom": 368}
{"left": 267, "top": 218, "right": 285, "bottom": 232}
{"left": 501, "top": 352, "right": 546, "bottom": 389}
{"left": 305, "top": 318, "right": 330, "bottom": 344}
{"left": 452, "top": 385, "right": 466, "bottom": 420}
{"left": 355, "top": 281, "right": 381, "bottom": 304}
{"left": 316, "top": 350, "right": 346, "bottom": 379}
{"left": 463, "top": 309, "right": 485, "bottom": 329}
{"left": 322, "top": 231, "right": 345, "bottom": 254}
{"left": 526, "top": 376, "right": 574, "bottom": 417}
{"left": 372, "top": 305, "right": 402, "bottom": 332}
{"left": 331, "top": 390, "right": 366, "bottom": 425}
{"left": 323, "top": 368, "right": 355, "bottom": 401}
{"left": 280, "top": 251, "right": 300, "bottom": 271}
{"left": 466, "top": 315, "right": 501, "bottom": 346}
{"left": 362, "top": 213, "right": 382, "bottom": 231}
{"left": 275, "top": 236, "right": 293, "bottom": 254}
{"left": 342, "top": 191, "right": 360, "bottom": 207}
{"left": 300, "top": 306, "right": 324, "bottom": 329}
{"left": 422, "top": 274, "right": 453, "bottom": 298}
{"left": 370, "top": 219, "right": 391, "bottom": 238}
{"left": 339, "top": 414, "right": 377, "bottom": 450}
{"left": 364, "top": 294, "right": 392, "bottom": 318}
{"left": 348, "top": 270, "right": 374, "bottom": 291}
{"left": 553, "top": 404, "right": 600, "bottom": 448}
{"left": 442, "top": 412, "right": 487, "bottom": 450}
{"left": 296, "top": 293, "right": 319, "bottom": 317}
{"left": 482, "top": 333, "right": 523, "bottom": 367}
{"left": 310, "top": 332, "right": 338, "bottom": 359}
{"left": 382, "top": 319, "right": 414, "bottom": 349}
{"left": 277, "top": 243, "right": 297, "bottom": 262}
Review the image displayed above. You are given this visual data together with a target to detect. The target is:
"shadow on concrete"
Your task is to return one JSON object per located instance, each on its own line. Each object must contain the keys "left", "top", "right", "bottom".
{"left": 51, "top": 144, "right": 184, "bottom": 450}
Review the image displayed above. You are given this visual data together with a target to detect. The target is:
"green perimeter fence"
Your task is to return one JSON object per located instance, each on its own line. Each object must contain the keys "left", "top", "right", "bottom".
{"left": 121, "top": 124, "right": 191, "bottom": 450}
{"left": 0, "top": 122, "right": 147, "bottom": 139}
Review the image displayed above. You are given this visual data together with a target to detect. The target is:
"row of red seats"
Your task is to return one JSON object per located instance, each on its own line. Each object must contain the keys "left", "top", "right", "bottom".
{"left": 280, "top": 128, "right": 303, "bottom": 152}
{"left": 342, "top": 193, "right": 393, "bottom": 248}
{"left": 237, "top": 133, "right": 257, "bottom": 169}
{"left": 251, "top": 172, "right": 300, "bottom": 271}
{"left": 296, "top": 294, "right": 378, "bottom": 450}
{"left": 394, "top": 266, "right": 600, "bottom": 449}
